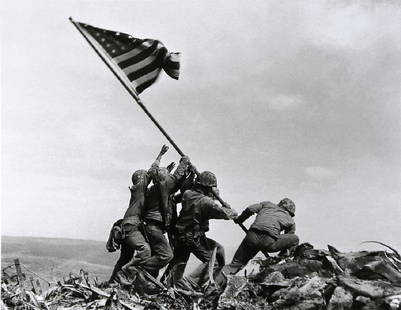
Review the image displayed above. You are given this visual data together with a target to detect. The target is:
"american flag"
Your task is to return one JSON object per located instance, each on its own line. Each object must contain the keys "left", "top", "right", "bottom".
{"left": 75, "top": 21, "right": 180, "bottom": 94}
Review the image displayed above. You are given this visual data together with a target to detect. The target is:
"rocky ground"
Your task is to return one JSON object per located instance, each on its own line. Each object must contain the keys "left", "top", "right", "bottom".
{"left": 2, "top": 242, "right": 401, "bottom": 310}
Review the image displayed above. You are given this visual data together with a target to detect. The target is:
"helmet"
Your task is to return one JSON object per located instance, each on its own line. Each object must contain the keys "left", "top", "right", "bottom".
{"left": 278, "top": 198, "right": 296, "bottom": 216}
{"left": 196, "top": 171, "right": 217, "bottom": 187}
{"left": 131, "top": 170, "right": 147, "bottom": 185}
{"left": 154, "top": 167, "right": 169, "bottom": 183}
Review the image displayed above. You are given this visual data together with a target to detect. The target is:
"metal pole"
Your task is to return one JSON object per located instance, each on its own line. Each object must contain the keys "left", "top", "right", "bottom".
{"left": 69, "top": 18, "right": 185, "bottom": 157}
{"left": 69, "top": 17, "right": 248, "bottom": 234}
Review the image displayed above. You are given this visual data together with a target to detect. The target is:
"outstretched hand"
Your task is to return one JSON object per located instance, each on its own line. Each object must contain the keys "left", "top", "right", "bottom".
{"left": 160, "top": 144, "right": 169, "bottom": 155}
{"left": 166, "top": 161, "right": 176, "bottom": 172}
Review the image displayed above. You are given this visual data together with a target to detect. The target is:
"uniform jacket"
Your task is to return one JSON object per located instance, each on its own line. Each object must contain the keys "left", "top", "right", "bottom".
{"left": 175, "top": 189, "right": 237, "bottom": 235}
{"left": 244, "top": 201, "right": 296, "bottom": 239}
{"left": 143, "top": 157, "right": 189, "bottom": 228}
{"left": 122, "top": 160, "right": 160, "bottom": 226}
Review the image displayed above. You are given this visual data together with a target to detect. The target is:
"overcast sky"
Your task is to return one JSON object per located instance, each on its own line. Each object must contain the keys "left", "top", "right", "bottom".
{"left": 2, "top": 0, "right": 401, "bottom": 252}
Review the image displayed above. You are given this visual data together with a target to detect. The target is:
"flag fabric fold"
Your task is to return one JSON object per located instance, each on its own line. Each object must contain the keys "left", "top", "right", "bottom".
{"left": 76, "top": 21, "right": 180, "bottom": 94}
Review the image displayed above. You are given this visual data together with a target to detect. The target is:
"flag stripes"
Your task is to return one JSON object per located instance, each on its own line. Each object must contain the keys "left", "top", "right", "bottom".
{"left": 76, "top": 22, "right": 180, "bottom": 94}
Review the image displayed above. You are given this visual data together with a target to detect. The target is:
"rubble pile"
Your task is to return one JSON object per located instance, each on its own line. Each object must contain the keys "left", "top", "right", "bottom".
{"left": 217, "top": 242, "right": 401, "bottom": 310}
{"left": 1, "top": 270, "right": 190, "bottom": 310}
{"left": 1, "top": 242, "right": 401, "bottom": 310}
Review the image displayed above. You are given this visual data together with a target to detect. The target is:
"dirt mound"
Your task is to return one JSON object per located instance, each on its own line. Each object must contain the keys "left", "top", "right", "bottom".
{"left": 2, "top": 242, "right": 401, "bottom": 309}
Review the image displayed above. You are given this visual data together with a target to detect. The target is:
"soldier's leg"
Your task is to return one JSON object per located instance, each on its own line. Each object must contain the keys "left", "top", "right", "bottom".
{"left": 184, "top": 237, "right": 226, "bottom": 287}
{"left": 112, "top": 225, "right": 152, "bottom": 284}
{"left": 265, "top": 234, "right": 299, "bottom": 252}
{"left": 140, "top": 224, "right": 173, "bottom": 277}
{"left": 161, "top": 240, "right": 191, "bottom": 286}
{"left": 109, "top": 243, "right": 134, "bottom": 282}
{"left": 206, "top": 238, "right": 225, "bottom": 267}
{"left": 214, "top": 231, "right": 260, "bottom": 288}
{"left": 122, "top": 230, "right": 151, "bottom": 269}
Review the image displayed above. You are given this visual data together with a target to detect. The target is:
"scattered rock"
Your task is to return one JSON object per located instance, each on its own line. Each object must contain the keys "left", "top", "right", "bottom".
{"left": 327, "top": 287, "right": 353, "bottom": 310}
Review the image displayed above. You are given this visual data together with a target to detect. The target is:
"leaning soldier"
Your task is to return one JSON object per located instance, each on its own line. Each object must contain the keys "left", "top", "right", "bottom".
{"left": 164, "top": 171, "right": 237, "bottom": 286}
{"left": 136, "top": 154, "right": 191, "bottom": 278}
{"left": 215, "top": 198, "right": 299, "bottom": 287}
{"left": 108, "top": 145, "right": 169, "bottom": 283}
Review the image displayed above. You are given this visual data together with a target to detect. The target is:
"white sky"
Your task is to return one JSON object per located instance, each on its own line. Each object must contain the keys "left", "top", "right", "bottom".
{"left": 2, "top": 0, "right": 401, "bottom": 252}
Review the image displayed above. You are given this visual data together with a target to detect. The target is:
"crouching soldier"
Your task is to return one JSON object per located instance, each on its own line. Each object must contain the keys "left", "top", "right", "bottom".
{"left": 215, "top": 198, "right": 299, "bottom": 286}
{"left": 164, "top": 171, "right": 237, "bottom": 286}
{"left": 108, "top": 145, "right": 169, "bottom": 283}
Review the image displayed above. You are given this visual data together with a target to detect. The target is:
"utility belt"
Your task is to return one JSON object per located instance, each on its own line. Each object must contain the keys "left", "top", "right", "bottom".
{"left": 144, "top": 219, "right": 165, "bottom": 228}
{"left": 249, "top": 228, "right": 278, "bottom": 240}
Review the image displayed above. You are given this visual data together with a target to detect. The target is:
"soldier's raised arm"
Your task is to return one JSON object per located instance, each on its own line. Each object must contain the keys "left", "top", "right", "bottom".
{"left": 148, "top": 144, "right": 169, "bottom": 178}
{"left": 171, "top": 155, "right": 190, "bottom": 180}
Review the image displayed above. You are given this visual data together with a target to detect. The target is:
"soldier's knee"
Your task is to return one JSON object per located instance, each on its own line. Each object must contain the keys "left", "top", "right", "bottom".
{"left": 159, "top": 249, "right": 174, "bottom": 265}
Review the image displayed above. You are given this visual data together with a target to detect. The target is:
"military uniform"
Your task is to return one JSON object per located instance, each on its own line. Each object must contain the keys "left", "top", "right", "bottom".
{"left": 164, "top": 187, "right": 237, "bottom": 285}
{"left": 221, "top": 200, "right": 299, "bottom": 278}
{"left": 139, "top": 156, "right": 190, "bottom": 277}
{"left": 109, "top": 159, "right": 160, "bottom": 282}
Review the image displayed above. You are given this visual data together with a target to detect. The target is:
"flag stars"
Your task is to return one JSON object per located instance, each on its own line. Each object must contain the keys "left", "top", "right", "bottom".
{"left": 101, "top": 38, "right": 106, "bottom": 42}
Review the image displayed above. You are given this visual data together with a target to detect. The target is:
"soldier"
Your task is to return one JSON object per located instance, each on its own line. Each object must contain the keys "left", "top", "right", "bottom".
{"left": 216, "top": 198, "right": 299, "bottom": 285}
{"left": 135, "top": 154, "right": 191, "bottom": 277}
{"left": 163, "top": 171, "right": 238, "bottom": 286}
{"left": 107, "top": 145, "right": 169, "bottom": 283}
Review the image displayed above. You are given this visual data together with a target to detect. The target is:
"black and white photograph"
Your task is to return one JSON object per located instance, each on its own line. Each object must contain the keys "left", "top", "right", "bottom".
{"left": 1, "top": 1, "right": 401, "bottom": 309}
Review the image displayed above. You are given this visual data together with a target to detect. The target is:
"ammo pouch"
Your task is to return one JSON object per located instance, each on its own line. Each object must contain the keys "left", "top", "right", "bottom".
{"left": 178, "top": 220, "right": 203, "bottom": 247}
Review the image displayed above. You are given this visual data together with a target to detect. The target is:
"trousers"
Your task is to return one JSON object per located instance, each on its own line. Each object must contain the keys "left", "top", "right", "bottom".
{"left": 214, "top": 230, "right": 299, "bottom": 287}
{"left": 162, "top": 233, "right": 225, "bottom": 286}
{"left": 109, "top": 226, "right": 151, "bottom": 281}
{"left": 137, "top": 223, "right": 173, "bottom": 277}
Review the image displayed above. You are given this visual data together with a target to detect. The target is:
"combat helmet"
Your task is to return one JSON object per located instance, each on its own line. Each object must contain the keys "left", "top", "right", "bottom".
{"left": 278, "top": 198, "right": 296, "bottom": 216}
{"left": 131, "top": 170, "right": 148, "bottom": 185}
{"left": 196, "top": 171, "right": 217, "bottom": 187}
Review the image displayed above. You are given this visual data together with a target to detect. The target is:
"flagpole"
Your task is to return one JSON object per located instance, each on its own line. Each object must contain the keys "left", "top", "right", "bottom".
{"left": 69, "top": 17, "right": 249, "bottom": 235}
{"left": 69, "top": 17, "right": 185, "bottom": 157}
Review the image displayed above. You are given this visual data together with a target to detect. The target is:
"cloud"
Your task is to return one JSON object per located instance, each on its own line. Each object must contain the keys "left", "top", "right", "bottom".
{"left": 301, "top": 2, "right": 401, "bottom": 50}
{"left": 267, "top": 94, "right": 304, "bottom": 111}
{"left": 304, "top": 166, "right": 337, "bottom": 179}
